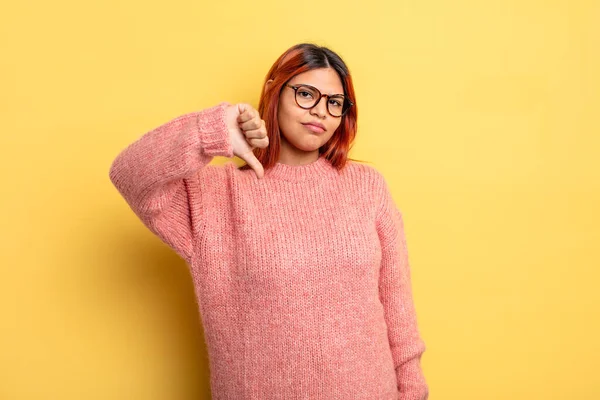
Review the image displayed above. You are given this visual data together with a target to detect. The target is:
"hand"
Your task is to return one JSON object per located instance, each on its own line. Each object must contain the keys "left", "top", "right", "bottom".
{"left": 224, "top": 103, "right": 269, "bottom": 179}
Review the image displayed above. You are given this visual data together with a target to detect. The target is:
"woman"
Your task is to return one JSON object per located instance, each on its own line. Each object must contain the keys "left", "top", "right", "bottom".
{"left": 109, "top": 42, "right": 428, "bottom": 399}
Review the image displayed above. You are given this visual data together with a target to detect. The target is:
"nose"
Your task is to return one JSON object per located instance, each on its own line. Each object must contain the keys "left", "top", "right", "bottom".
{"left": 310, "top": 96, "right": 328, "bottom": 118}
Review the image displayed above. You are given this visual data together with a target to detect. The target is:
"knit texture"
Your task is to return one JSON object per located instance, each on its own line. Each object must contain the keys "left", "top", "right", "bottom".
{"left": 109, "top": 102, "right": 429, "bottom": 400}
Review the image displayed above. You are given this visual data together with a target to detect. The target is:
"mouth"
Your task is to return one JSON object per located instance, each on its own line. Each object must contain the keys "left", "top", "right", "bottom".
{"left": 301, "top": 123, "right": 326, "bottom": 133}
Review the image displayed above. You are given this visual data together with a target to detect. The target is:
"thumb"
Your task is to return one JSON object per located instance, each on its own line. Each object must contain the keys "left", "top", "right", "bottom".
{"left": 237, "top": 103, "right": 248, "bottom": 119}
{"left": 238, "top": 150, "right": 264, "bottom": 179}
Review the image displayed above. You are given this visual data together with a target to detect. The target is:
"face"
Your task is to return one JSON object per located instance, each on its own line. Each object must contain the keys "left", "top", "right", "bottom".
{"left": 273, "top": 68, "right": 345, "bottom": 154}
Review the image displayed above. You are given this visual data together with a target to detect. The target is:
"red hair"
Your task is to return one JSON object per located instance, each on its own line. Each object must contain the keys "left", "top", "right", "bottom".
{"left": 239, "top": 43, "right": 367, "bottom": 173}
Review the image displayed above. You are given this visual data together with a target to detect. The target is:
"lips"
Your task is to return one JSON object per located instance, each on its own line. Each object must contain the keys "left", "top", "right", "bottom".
{"left": 302, "top": 122, "right": 326, "bottom": 133}
{"left": 303, "top": 121, "right": 325, "bottom": 129}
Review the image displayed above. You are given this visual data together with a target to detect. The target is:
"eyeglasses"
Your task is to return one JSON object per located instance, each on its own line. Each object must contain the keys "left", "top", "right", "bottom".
{"left": 285, "top": 84, "right": 354, "bottom": 117}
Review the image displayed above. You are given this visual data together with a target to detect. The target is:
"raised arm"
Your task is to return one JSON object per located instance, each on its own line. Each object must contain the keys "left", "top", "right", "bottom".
{"left": 108, "top": 102, "right": 233, "bottom": 262}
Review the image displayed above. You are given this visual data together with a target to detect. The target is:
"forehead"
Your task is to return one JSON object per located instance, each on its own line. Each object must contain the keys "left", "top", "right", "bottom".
{"left": 288, "top": 68, "right": 344, "bottom": 95}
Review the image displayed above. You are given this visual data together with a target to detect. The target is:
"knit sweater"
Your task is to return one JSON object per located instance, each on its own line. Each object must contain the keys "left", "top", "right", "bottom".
{"left": 108, "top": 102, "right": 429, "bottom": 400}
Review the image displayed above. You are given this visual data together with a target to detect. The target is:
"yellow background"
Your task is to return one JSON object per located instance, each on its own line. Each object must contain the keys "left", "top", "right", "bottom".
{"left": 1, "top": 0, "right": 598, "bottom": 399}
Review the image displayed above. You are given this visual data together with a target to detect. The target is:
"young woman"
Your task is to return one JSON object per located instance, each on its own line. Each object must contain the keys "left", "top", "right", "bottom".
{"left": 109, "top": 42, "right": 428, "bottom": 400}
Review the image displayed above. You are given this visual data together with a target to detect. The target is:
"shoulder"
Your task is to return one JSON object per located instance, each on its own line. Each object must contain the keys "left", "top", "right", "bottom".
{"left": 341, "top": 160, "right": 389, "bottom": 191}
{"left": 338, "top": 160, "right": 396, "bottom": 218}
{"left": 345, "top": 161, "right": 402, "bottom": 219}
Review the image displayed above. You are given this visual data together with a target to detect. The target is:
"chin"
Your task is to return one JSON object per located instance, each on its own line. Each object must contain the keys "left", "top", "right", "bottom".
{"left": 301, "top": 132, "right": 326, "bottom": 144}
{"left": 293, "top": 143, "right": 320, "bottom": 152}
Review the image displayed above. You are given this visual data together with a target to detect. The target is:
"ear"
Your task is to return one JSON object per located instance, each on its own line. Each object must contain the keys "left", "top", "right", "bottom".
{"left": 265, "top": 79, "right": 274, "bottom": 91}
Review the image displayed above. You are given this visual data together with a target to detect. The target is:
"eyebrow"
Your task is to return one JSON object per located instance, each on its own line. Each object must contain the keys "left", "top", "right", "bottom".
{"left": 295, "top": 83, "right": 345, "bottom": 97}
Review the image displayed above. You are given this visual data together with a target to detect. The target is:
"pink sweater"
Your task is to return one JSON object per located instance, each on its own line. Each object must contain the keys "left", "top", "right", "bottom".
{"left": 109, "top": 102, "right": 429, "bottom": 399}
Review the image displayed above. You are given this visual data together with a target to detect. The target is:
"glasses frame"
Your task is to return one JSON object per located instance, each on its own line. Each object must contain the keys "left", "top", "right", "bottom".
{"left": 284, "top": 84, "right": 354, "bottom": 117}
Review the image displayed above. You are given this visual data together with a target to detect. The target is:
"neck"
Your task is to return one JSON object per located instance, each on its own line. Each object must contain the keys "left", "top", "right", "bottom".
{"left": 277, "top": 138, "right": 321, "bottom": 166}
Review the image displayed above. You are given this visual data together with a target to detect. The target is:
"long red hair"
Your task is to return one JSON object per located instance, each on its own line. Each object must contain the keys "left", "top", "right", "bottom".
{"left": 238, "top": 43, "right": 367, "bottom": 172}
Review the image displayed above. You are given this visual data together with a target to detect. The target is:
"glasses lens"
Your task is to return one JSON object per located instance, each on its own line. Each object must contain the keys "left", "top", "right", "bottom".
{"left": 294, "top": 85, "right": 349, "bottom": 117}
{"left": 295, "top": 85, "right": 319, "bottom": 108}
{"left": 328, "top": 96, "right": 345, "bottom": 117}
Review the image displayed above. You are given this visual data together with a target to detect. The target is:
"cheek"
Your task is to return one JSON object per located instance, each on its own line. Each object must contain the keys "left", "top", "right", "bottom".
{"left": 328, "top": 120, "right": 342, "bottom": 133}
{"left": 278, "top": 105, "right": 303, "bottom": 131}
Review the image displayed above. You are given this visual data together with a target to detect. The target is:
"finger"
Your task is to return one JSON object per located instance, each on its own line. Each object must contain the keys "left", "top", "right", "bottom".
{"left": 236, "top": 103, "right": 247, "bottom": 116}
{"left": 237, "top": 104, "right": 254, "bottom": 124}
{"left": 248, "top": 136, "right": 269, "bottom": 149}
{"left": 239, "top": 117, "right": 262, "bottom": 132}
{"left": 238, "top": 150, "right": 264, "bottom": 179}
{"left": 244, "top": 127, "right": 267, "bottom": 139}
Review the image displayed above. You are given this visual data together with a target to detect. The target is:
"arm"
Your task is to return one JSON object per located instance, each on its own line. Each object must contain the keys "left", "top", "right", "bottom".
{"left": 108, "top": 102, "right": 233, "bottom": 262}
{"left": 375, "top": 175, "right": 429, "bottom": 400}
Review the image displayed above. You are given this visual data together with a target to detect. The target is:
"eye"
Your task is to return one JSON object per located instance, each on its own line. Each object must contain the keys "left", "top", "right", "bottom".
{"left": 329, "top": 99, "right": 343, "bottom": 107}
{"left": 298, "top": 90, "right": 313, "bottom": 99}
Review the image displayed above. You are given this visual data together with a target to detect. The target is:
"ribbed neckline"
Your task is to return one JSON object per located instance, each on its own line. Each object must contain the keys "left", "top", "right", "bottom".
{"left": 265, "top": 156, "right": 332, "bottom": 182}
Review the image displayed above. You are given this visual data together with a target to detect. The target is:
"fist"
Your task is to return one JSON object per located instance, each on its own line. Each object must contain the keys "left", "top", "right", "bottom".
{"left": 224, "top": 103, "right": 269, "bottom": 179}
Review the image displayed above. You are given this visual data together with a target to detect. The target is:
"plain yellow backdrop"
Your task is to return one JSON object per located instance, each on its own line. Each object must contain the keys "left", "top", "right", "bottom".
{"left": 1, "top": 0, "right": 598, "bottom": 399}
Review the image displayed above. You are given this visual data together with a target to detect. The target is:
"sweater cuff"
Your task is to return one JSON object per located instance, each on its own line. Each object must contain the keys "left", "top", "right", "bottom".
{"left": 197, "top": 101, "right": 234, "bottom": 158}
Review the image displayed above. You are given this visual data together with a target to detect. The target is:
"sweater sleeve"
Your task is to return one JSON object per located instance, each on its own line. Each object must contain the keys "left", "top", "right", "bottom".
{"left": 375, "top": 174, "right": 429, "bottom": 400}
{"left": 108, "top": 102, "right": 233, "bottom": 263}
